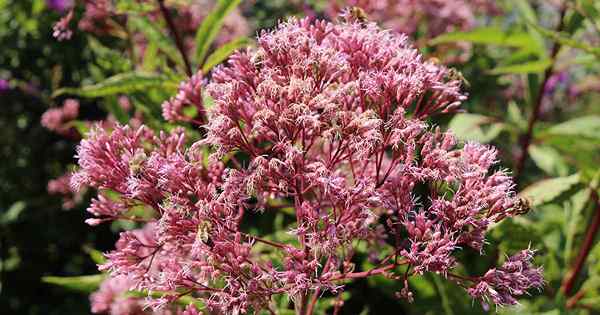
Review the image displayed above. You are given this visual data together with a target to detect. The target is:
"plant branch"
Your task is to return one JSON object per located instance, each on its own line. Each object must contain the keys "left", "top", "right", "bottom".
{"left": 561, "top": 190, "right": 600, "bottom": 296}
{"left": 566, "top": 288, "right": 586, "bottom": 309}
{"left": 514, "top": 5, "right": 567, "bottom": 184}
{"left": 157, "top": 0, "right": 193, "bottom": 76}
{"left": 331, "top": 261, "right": 407, "bottom": 281}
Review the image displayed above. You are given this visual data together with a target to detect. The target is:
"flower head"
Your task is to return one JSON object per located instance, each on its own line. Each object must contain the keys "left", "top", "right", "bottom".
{"left": 74, "top": 16, "right": 541, "bottom": 313}
{"left": 468, "top": 249, "right": 544, "bottom": 307}
{"left": 162, "top": 71, "right": 204, "bottom": 123}
{"left": 52, "top": 9, "right": 73, "bottom": 41}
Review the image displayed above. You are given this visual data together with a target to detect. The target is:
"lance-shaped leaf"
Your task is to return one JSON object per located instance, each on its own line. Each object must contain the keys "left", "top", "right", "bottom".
{"left": 520, "top": 173, "right": 581, "bottom": 206}
{"left": 528, "top": 145, "right": 569, "bottom": 177}
{"left": 490, "top": 59, "right": 552, "bottom": 75}
{"left": 129, "top": 15, "right": 183, "bottom": 66}
{"left": 53, "top": 72, "right": 180, "bottom": 98}
{"left": 447, "top": 113, "right": 504, "bottom": 143}
{"left": 514, "top": 0, "right": 546, "bottom": 57}
{"left": 429, "top": 27, "right": 535, "bottom": 49}
{"left": 194, "top": 0, "right": 241, "bottom": 65}
{"left": 202, "top": 37, "right": 251, "bottom": 72}
{"left": 527, "top": 20, "right": 600, "bottom": 59}
{"left": 0, "top": 201, "right": 26, "bottom": 225}
{"left": 42, "top": 274, "right": 106, "bottom": 293}
{"left": 547, "top": 116, "right": 600, "bottom": 139}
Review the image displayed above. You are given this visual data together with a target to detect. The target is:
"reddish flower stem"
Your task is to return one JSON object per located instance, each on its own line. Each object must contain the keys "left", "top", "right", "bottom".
{"left": 157, "top": 0, "right": 193, "bottom": 77}
{"left": 566, "top": 289, "right": 586, "bottom": 309}
{"left": 331, "top": 261, "right": 407, "bottom": 281}
{"left": 561, "top": 191, "right": 600, "bottom": 296}
{"left": 514, "top": 6, "right": 566, "bottom": 184}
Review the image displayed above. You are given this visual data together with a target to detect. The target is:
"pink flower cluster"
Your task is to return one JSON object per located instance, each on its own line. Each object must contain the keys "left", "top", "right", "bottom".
{"left": 161, "top": 71, "right": 205, "bottom": 124}
{"left": 53, "top": 0, "right": 249, "bottom": 53}
{"left": 47, "top": 172, "right": 84, "bottom": 209}
{"left": 468, "top": 249, "right": 544, "bottom": 308}
{"left": 91, "top": 273, "right": 200, "bottom": 315}
{"left": 75, "top": 17, "right": 542, "bottom": 313}
{"left": 41, "top": 98, "right": 79, "bottom": 136}
{"left": 327, "top": 0, "right": 500, "bottom": 38}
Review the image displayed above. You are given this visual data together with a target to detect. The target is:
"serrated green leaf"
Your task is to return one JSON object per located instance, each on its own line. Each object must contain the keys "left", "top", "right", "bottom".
{"left": 547, "top": 116, "right": 600, "bottom": 139}
{"left": 202, "top": 37, "right": 251, "bottom": 72}
{"left": 129, "top": 16, "right": 183, "bottom": 66}
{"left": 520, "top": 173, "right": 581, "bottom": 206}
{"left": 447, "top": 113, "right": 503, "bottom": 143}
{"left": 53, "top": 72, "right": 179, "bottom": 98}
{"left": 490, "top": 59, "right": 551, "bottom": 75}
{"left": 429, "top": 27, "right": 534, "bottom": 48}
{"left": 194, "top": 0, "right": 241, "bottom": 65}
{"left": 527, "top": 20, "right": 600, "bottom": 59}
{"left": 42, "top": 274, "right": 106, "bottom": 293}
{"left": 528, "top": 145, "right": 569, "bottom": 176}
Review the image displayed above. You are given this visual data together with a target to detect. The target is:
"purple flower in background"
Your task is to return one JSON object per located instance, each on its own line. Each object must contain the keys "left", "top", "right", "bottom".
{"left": 46, "top": 0, "right": 72, "bottom": 12}
{"left": 0, "top": 79, "right": 9, "bottom": 93}
{"left": 543, "top": 71, "right": 569, "bottom": 96}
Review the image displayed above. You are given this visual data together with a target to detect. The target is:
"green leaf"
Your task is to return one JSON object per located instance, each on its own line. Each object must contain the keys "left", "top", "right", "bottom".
{"left": 528, "top": 145, "right": 569, "bottom": 176}
{"left": 547, "top": 116, "right": 600, "bottom": 139}
{"left": 104, "top": 96, "right": 130, "bottom": 124}
{"left": 142, "top": 41, "right": 160, "bottom": 72}
{"left": 431, "top": 275, "right": 455, "bottom": 315}
{"left": 83, "top": 246, "right": 107, "bottom": 265}
{"left": 527, "top": 20, "right": 600, "bottom": 58}
{"left": 67, "top": 120, "right": 90, "bottom": 136}
{"left": 513, "top": 0, "right": 547, "bottom": 57}
{"left": 53, "top": 72, "right": 179, "bottom": 98}
{"left": 507, "top": 101, "right": 527, "bottom": 131}
{"left": 114, "top": 0, "right": 155, "bottom": 14}
{"left": 578, "top": 0, "right": 600, "bottom": 32}
{"left": 429, "top": 27, "right": 534, "bottom": 48}
{"left": 202, "top": 37, "right": 251, "bottom": 72}
{"left": 520, "top": 173, "right": 581, "bottom": 206}
{"left": 87, "top": 37, "right": 132, "bottom": 73}
{"left": 564, "top": 189, "right": 590, "bottom": 264}
{"left": 194, "top": 0, "right": 242, "bottom": 65}
{"left": 490, "top": 59, "right": 551, "bottom": 75}
{"left": 492, "top": 220, "right": 542, "bottom": 254}
{"left": 0, "top": 201, "right": 26, "bottom": 225}
{"left": 42, "top": 274, "right": 106, "bottom": 293}
{"left": 129, "top": 16, "right": 183, "bottom": 66}
{"left": 447, "top": 113, "right": 503, "bottom": 143}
